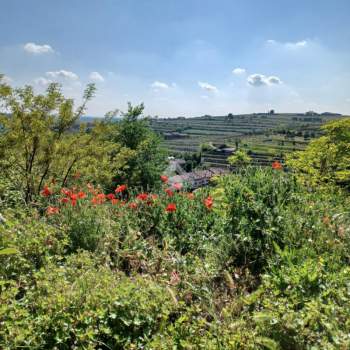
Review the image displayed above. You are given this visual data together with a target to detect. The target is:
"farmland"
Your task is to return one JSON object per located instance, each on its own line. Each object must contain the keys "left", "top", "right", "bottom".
{"left": 151, "top": 112, "right": 345, "bottom": 167}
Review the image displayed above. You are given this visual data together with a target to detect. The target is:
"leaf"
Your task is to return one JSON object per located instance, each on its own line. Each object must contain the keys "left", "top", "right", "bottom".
{"left": 0, "top": 247, "right": 18, "bottom": 255}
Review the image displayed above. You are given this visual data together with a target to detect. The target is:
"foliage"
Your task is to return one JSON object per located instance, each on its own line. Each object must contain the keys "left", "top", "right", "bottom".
{"left": 227, "top": 149, "right": 252, "bottom": 167}
{"left": 110, "top": 103, "right": 167, "bottom": 189}
{"left": 0, "top": 76, "right": 120, "bottom": 202}
{"left": 287, "top": 118, "right": 350, "bottom": 187}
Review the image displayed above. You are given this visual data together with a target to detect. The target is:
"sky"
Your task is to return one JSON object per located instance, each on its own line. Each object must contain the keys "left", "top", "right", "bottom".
{"left": 1, "top": 0, "right": 350, "bottom": 117}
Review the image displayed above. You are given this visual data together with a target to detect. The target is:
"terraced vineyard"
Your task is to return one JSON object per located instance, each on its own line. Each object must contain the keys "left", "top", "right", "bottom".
{"left": 151, "top": 113, "right": 345, "bottom": 167}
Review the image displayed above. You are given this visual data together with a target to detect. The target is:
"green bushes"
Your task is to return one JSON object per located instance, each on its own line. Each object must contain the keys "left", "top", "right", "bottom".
{"left": 1, "top": 168, "right": 350, "bottom": 349}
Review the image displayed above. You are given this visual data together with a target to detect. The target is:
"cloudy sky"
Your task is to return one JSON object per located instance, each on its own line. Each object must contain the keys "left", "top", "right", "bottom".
{"left": 1, "top": 0, "right": 350, "bottom": 117}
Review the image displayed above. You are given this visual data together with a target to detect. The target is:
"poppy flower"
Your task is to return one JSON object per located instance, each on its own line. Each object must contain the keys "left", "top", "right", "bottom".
{"left": 272, "top": 161, "right": 283, "bottom": 170}
{"left": 106, "top": 193, "right": 116, "bottom": 200}
{"left": 151, "top": 194, "right": 158, "bottom": 200}
{"left": 136, "top": 193, "right": 148, "bottom": 201}
{"left": 70, "top": 193, "right": 78, "bottom": 201}
{"left": 115, "top": 185, "right": 127, "bottom": 193}
{"left": 71, "top": 199, "right": 77, "bottom": 207}
{"left": 111, "top": 198, "right": 119, "bottom": 205}
{"left": 61, "top": 188, "right": 72, "bottom": 197}
{"left": 41, "top": 186, "right": 52, "bottom": 197}
{"left": 173, "top": 183, "right": 183, "bottom": 191}
{"left": 128, "top": 202, "right": 138, "bottom": 209}
{"left": 60, "top": 197, "right": 69, "bottom": 204}
{"left": 204, "top": 196, "right": 213, "bottom": 210}
{"left": 160, "top": 175, "right": 168, "bottom": 183}
{"left": 46, "top": 206, "right": 59, "bottom": 215}
{"left": 165, "top": 188, "right": 174, "bottom": 197}
{"left": 166, "top": 203, "right": 176, "bottom": 212}
{"left": 77, "top": 191, "right": 86, "bottom": 199}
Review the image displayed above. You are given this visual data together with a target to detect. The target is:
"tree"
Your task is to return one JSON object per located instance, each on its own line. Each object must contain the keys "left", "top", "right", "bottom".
{"left": 227, "top": 150, "right": 251, "bottom": 168}
{"left": 0, "top": 76, "right": 119, "bottom": 202}
{"left": 110, "top": 103, "right": 167, "bottom": 189}
{"left": 287, "top": 118, "right": 350, "bottom": 187}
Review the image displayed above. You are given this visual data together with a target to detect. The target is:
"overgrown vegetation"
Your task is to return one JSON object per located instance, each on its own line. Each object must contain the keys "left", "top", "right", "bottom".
{"left": 1, "top": 77, "right": 349, "bottom": 349}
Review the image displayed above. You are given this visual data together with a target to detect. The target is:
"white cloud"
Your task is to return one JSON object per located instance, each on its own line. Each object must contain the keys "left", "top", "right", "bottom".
{"left": 34, "top": 77, "right": 52, "bottom": 86}
{"left": 24, "top": 42, "right": 54, "bottom": 54}
{"left": 198, "top": 81, "right": 218, "bottom": 93}
{"left": 1, "top": 75, "right": 12, "bottom": 84}
{"left": 89, "top": 71, "right": 105, "bottom": 82}
{"left": 232, "top": 67, "right": 246, "bottom": 75}
{"left": 247, "top": 74, "right": 282, "bottom": 87}
{"left": 151, "top": 81, "right": 169, "bottom": 90}
{"left": 46, "top": 70, "right": 79, "bottom": 81}
{"left": 267, "top": 39, "right": 308, "bottom": 50}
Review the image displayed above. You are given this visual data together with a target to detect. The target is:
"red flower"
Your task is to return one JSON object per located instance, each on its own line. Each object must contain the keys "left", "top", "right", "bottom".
{"left": 136, "top": 193, "right": 148, "bottom": 201}
{"left": 46, "top": 206, "right": 59, "bottom": 215}
{"left": 204, "top": 196, "right": 213, "bottom": 210}
{"left": 106, "top": 193, "right": 116, "bottom": 200}
{"left": 111, "top": 198, "right": 119, "bottom": 205}
{"left": 160, "top": 175, "right": 168, "bottom": 183}
{"left": 165, "top": 188, "right": 174, "bottom": 197}
{"left": 128, "top": 202, "right": 138, "bottom": 209}
{"left": 151, "top": 194, "right": 158, "bottom": 200}
{"left": 70, "top": 193, "right": 78, "bottom": 201}
{"left": 272, "top": 161, "right": 283, "bottom": 170}
{"left": 173, "top": 182, "right": 183, "bottom": 191}
{"left": 77, "top": 191, "right": 86, "bottom": 199}
{"left": 115, "top": 185, "right": 127, "bottom": 193}
{"left": 61, "top": 188, "right": 72, "bottom": 197}
{"left": 166, "top": 203, "right": 176, "bottom": 212}
{"left": 71, "top": 199, "right": 77, "bottom": 207}
{"left": 60, "top": 197, "right": 69, "bottom": 204}
{"left": 41, "top": 186, "right": 52, "bottom": 197}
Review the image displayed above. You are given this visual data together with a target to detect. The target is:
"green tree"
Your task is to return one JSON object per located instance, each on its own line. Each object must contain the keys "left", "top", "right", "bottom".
{"left": 287, "top": 118, "right": 350, "bottom": 187}
{"left": 227, "top": 149, "right": 252, "bottom": 168}
{"left": 0, "top": 75, "right": 119, "bottom": 202}
{"left": 111, "top": 103, "right": 167, "bottom": 189}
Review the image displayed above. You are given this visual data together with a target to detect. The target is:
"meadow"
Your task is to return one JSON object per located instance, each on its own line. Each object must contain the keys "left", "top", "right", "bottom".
{"left": 1, "top": 77, "right": 350, "bottom": 349}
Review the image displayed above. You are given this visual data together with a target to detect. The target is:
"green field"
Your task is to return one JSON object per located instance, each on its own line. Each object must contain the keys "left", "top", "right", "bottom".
{"left": 151, "top": 113, "right": 345, "bottom": 167}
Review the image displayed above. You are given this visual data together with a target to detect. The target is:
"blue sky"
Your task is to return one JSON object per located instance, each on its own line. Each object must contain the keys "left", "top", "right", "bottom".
{"left": 1, "top": 0, "right": 350, "bottom": 116}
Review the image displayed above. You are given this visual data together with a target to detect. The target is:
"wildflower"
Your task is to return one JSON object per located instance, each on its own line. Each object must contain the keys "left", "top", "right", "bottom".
{"left": 41, "top": 186, "right": 52, "bottom": 197}
{"left": 129, "top": 202, "right": 138, "bottom": 210}
{"left": 272, "top": 161, "right": 283, "bottom": 170}
{"left": 115, "top": 184, "right": 127, "bottom": 193}
{"left": 77, "top": 191, "right": 86, "bottom": 199}
{"left": 151, "top": 194, "right": 158, "bottom": 200}
{"left": 70, "top": 193, "right": 78, "bottom": 201}
{"left": 166, "top": 203, "right": 176, "bottom": 212}
{"left": 111, "top": 198, "right": 119, "bottom": 205}
{"left": 46, "top": 206, "right": 59, "bottom": 215}
{"left": 136, "top": 193, "right": 148, "bottom": 201}
{"left": 106, "top": 193, "right": 116, "bottom": 200}
{"left": 71, "top": 199, "right": 77, "bottom": 207}
{"left": 204, "top": 196, "right": 213, "bottom": 210}
{"left": 160, "top": 175, "right": 168, "bottom": 183}
{"left": 60, "top": 197, "right": 69, "bottom": 204}
{"left": 173, "top": 182, "right": 183, "bottom": 191}
{"left": 61, "top": 188, "right": 71, "bottom": 197}
{"left": 169, "top": 270, "right": 181, "bottom": 285}
{"left": 165, "top": 188, "right": 174, "bottom": 197}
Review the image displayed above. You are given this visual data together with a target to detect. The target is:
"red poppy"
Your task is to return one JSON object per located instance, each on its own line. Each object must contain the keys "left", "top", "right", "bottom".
{"left": 111, "top": 198, "right": 119, "bottom": 205}
{"left": 61, "top": 188, "right": 72, "bottom": 197}
{"left": 272, "top": 161, "right": 283, "bottom": 170}
{"left": 77, "top": 191, "right": 86, "bottom": 199}
{"left": 151, "top": 194, "right": 158, "bottom": 200}
{"left": 106, "top": 193, "right": 116, "bottom": 200}
{"left": 71, "top": 199, "right": 77, "bottom": 207}
{"left": 70, "top": 193, "right": 78, "bottom": 201}
{"left": 166, "top": 203, "right": 176, "bottom": 212}
{"left": 173, "top": 182, "right": 183, "bottom": 191}
{"left": 136, "top": 193, "right": 148, "bottom": 201}
{"left": 204, "top": 196, "right": 213, "bottom": 210}
{"left": 41, "top": 186, "right": 52, "bottom": 197}
{"left": 60, "top": 197, "right": 69, "bottom": 204}
{"left": 115, "top": 185, "right": 127, "bottom": 193}
{"left": 46, "top": 206, "right": 59, "bottom": 215}
{"left": 128, "top": 202, "right": 138, "bottom": 209}
{"left": 165, "top": 188, "right": 174, "bottom": 197}
{"left": 160, "top": 175, "right": 168, "bottom": 183}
